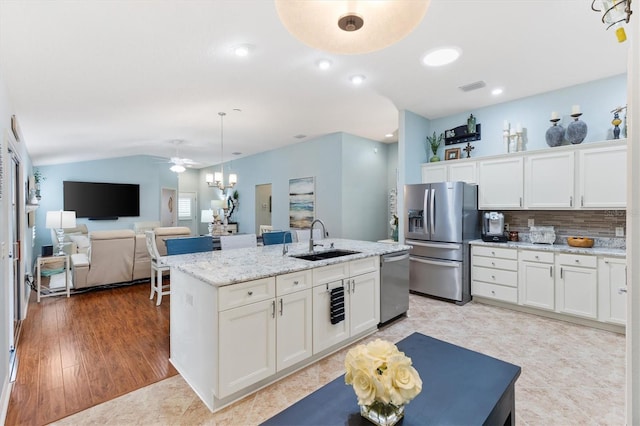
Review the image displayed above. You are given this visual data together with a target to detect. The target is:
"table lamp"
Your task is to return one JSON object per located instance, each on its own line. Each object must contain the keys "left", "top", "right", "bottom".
{"left": 45, "top": 210, "right": 77, "bottom": 255}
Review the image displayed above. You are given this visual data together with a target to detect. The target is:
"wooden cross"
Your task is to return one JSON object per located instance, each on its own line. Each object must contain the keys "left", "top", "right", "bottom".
{"left": 463, "top": 142, "right": 475, "bottom": 158}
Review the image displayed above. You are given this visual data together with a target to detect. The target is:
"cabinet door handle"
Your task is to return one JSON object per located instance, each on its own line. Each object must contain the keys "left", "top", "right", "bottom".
{"left": 560, "top": 267, "right": 563, "bottom": 279}
{"left": 581, "top": 195, "right": 584, "bottom": 207}
{"left": 549, "top": 266, "right": 553, "bottom": 277}
{"left": 519, "top": 197, "right": 523, "bottom": 207}
{"left": 351, "top": 279, "right": 356, "bottom": 293}
{"left": 569, "top": 196, "right": 573, "bottom": 207}
{"left": 272, "top": 300, "right": 276, "bottom": 318}
{"left": 279, "top": 298, "right": 283, "bottom": 315}
{"left": 618, "top": 288, "right": 628, "bottom": 294}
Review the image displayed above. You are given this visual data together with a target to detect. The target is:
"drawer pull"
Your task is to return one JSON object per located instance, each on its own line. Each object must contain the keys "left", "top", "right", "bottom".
{"left": 491, "top": 290, "right": 496, "bottom": 295}
{"left": 535, "top": 255, "right": 539, "bottom": 260}
{"left": 491, "top": 275, "right": 496, "bottom": 280}
{"left": 293, "top": 280, "right": 299, "bottom": 285}
{"left": 491, "top": 261, "right": 495, "bottom": 267}
{"left": 248, "top": 291, "right": 253, "bottom": 296}
{"left": 491, "top": 251, "right": 495, "bottom": 256}
{"left": 619, "top": 288, "right": 628, "bottom": 294}
{"left": 575, "top": 259, "right": 580, "bottom": 263}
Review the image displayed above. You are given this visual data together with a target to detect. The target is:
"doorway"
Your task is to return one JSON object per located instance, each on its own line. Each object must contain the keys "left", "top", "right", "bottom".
{"left": 255, "top": 184, "right": 272, "bottom": 235}
{"left": 177, "top": 191, "right": 197, "bottom": 235}
{"left": 161, "top": 187, "right": 177, "bottom": 227}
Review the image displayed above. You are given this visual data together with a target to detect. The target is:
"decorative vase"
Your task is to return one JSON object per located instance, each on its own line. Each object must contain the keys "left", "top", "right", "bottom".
{"left": 392, "top": 227, "right": 398, "bottom": 242}
{"left": 565, "top": 113, "right": 587, "bottom": 144}
{"left": 545, "top": 119, "right": 564, "bottom": 147}
{"left": 467, "top": 114, "right": 476, "bottom": 134}
{"left": 430, "top": 155, "right": 440, "bottom": 162}
{"left": 360, "top": 401, "right": 405, "bottom": 426}
{"left": 612, "top": 112, "right": 622, "bottom": 139}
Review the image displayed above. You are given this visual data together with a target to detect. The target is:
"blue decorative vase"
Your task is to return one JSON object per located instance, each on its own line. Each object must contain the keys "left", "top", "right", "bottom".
{"left": 545, "top": 120, "right": 564, "bottom": 147}
{"left": 566, "top": 113, "right": 587, "bottom": 144}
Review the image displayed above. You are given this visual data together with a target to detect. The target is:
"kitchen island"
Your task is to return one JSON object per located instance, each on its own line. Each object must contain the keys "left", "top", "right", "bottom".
{"left": 165, "top": 239, "right": 410, "bottom": 412}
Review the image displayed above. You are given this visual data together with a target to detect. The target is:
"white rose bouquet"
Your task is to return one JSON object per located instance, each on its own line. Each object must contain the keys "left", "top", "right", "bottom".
{"left": 345, "top": 339, "right": 422, "bottom": 407}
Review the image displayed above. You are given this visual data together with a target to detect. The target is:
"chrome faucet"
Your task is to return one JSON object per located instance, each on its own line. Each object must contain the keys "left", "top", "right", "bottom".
{"left": 282, "top": 230, "right": 292, "bottom": 256}
{"left": 308, "top": 219, "right": 327, "bottom": 252}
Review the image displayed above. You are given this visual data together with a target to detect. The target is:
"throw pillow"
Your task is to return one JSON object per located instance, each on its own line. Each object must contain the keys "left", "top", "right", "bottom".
{"left": 69, "top": 235, "right": 90, "bottom": 249}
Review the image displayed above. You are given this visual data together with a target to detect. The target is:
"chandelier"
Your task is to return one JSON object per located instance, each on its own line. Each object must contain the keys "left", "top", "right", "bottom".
{"left": 274, "top": 0, "right": 430, "bottom": 55}
{"left": 206, "top": 112, "right": 237, "bottom": 191}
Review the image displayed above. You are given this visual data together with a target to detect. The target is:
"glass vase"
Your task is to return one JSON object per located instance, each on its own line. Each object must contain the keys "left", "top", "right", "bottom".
{"left": 360, "top": 401, "right": 405, "bottom": 426}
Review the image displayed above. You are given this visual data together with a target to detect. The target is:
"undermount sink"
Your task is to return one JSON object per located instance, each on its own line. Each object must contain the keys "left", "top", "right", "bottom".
{"left": 290, "top": 249, "right": 360, "bottom": 261}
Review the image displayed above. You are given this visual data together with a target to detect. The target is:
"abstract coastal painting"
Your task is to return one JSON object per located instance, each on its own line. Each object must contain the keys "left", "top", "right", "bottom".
{"left": 289, "top": 177, "right": 315, "bottom": 228}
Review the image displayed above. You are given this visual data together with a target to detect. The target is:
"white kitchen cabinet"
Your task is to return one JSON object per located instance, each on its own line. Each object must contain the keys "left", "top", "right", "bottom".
{"left": 448, "top": 161, "right": 478, "bottom": 184}
{"left": 524, "top": 151, "right": 575, "bottom": 209}
{"left": 421, "top": 163, "right": 447, "bottom": 183}
{"left": 555, "top": 253, "right": 598, "bottom": 319}
{"left": 518, "top": 250, "right": 555, "bottom": 310}
{"left": 218, "top": 297, "right": 277, "bottom": 397}
{"left": 276, "top": 288, "right": 313, "bottom": 370}
{"left": 421, "top": 161, "right": 477, "bottom": 184}
{"left": 348, "top": 271, "right": 380, "bottom": 336}
{"left": 471, "top": 245, "right": 518, "bottom": 304}
{"left": 313, "top": 280, "right": 350, "bottom": 353}
{"left": 478, "top": 157, "right": 524, "bottom": 209}
{"left": 578, "top": 144, "right": 626, "bottom": 208}
{"left": 598, "top": 257, "right": 627, "bottom": 325}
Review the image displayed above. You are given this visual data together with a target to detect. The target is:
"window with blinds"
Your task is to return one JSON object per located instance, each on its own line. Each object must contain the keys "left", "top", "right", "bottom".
{"left": 178, "top": 196, "right": 192, "bottom": 220}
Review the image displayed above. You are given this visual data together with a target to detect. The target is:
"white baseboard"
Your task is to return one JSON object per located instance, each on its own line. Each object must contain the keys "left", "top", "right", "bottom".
{"left": 0, "top": 375, "right": 12, "bottom": 426}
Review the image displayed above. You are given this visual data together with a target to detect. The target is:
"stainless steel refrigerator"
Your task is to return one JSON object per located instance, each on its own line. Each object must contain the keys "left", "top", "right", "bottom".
{"left": 404, "top": 182, "right": 480, "bottom": 305}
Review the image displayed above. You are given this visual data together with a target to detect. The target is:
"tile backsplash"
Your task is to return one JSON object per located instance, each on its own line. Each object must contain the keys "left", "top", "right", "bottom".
{"left": 499, "top": 210, "right": 626, "bottom": 248}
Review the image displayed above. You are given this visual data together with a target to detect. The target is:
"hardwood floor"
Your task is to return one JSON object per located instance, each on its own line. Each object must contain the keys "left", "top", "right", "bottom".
{"left": 6, "top": 280, "right": 177, "bottom": 425}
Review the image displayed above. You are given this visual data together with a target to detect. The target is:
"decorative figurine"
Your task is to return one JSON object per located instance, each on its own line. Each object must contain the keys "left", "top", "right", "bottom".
{"left": 463, "top": 142, "right": 475, "bottom": 158}
{"left": 565, "top": 105, "right": 587, "bottom": 144}
{"left": 611, "top": 106, "right": 627, "bottom": 139}
{"left": 509, "top": 128, "right": 517, "bottom": 152}
{"left": 516, "top": 123, "right": 524, "bottom": 152}
{"left": 503, "top": 121, "right": 510, "bottom": 153}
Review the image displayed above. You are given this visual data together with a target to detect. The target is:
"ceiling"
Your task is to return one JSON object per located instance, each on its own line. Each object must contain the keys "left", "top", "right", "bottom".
{"left": 0, "top": 0, "right": 629, "bottom": 168}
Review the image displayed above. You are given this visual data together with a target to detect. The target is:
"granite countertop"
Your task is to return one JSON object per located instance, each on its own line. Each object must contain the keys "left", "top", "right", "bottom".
{"left": 162, "top": 238, "right": 411, "bottom": 287}
{"left": 470, "top": 239, "right": 626, "bottom": 258}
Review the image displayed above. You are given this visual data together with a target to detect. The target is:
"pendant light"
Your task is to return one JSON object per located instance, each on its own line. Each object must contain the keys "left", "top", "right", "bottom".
{"left": 206, "top": 112, "right": 237, "bottom": 191}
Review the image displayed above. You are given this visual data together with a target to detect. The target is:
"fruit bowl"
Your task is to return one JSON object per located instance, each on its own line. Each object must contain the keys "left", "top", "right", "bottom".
{"left": 567, "top": 237, "right": 594, "bottom": 248}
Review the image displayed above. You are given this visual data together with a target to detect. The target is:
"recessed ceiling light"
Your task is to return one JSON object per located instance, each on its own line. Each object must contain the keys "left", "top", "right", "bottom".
{"left": 385, "top": 133, "right": 394, "bottom": 138}
{"left": 233, "top": 44, "right": 254, "bottom": 57}
{"left": 317, "top": 59, "right": 332, "bottom": 70}
{"left": 491, "top": 88, "right": 504, "bottom": 96}
{"left": 232, "top": 152, "right": 242, "bottom": 155}
{"left": 350, "top": 75, "right": 366, "bottom": 85}
{"left": 422, "top": 47, "right": 462, "bottom": 67}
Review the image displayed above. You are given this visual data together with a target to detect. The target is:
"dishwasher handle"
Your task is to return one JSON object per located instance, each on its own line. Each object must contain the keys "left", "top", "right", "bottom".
{"left": 383, "top": 253, "right": 410, "bottom": 263}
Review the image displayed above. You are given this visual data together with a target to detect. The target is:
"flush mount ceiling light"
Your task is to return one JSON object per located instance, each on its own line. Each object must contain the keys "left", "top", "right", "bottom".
{"left": 491, "top": 88, "right": 504, "bottom": 96}
{"left": 350, "top": 74, "right": 366, "bottom": 85}
{"left": 317, "top": 59, "right": 332, "bottom": 70}
{"left": 274, "top": 0, "right": 430, "bottom": 55}
{"left": 233, "top": 44, "right": 254, "bottom": 57}
{"left": 422, "top": 47, "right": 462, "bottom": 67}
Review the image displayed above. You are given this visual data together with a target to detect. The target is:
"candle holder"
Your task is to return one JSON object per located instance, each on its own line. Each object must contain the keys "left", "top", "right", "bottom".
{"left": 565, "top": 113, "right": 587, "bottom": 144}
{"left": 509, "top": 132, "right": 517, "bottom": 153}
{"left": 516, "top": 130, "right": 524, "bottom": 152}
{"left": 545, "top": 118, "right": 564, "bottom": 147}
{"left": 502, "top": 128, "right": 510, "bottom": 153}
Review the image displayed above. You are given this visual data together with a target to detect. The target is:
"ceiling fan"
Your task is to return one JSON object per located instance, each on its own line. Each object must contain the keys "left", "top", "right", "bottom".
{"left": 166, "top": 140, "right": 199, "bottom": 173}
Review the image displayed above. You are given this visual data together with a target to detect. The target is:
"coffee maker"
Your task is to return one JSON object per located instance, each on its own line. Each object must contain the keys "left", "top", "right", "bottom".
{"left": 482, "top": 211, "right": 507, "bottom": 242}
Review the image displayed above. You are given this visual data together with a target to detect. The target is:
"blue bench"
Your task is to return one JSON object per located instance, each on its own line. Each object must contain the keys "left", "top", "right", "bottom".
{"left": 165, "top": 236, "right": 214, "bottom": 255}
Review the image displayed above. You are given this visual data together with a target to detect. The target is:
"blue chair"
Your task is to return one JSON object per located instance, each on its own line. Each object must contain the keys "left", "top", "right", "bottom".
{"left": 165, "top": 236, "right": 214, "bottom": 255}
{"left": 262, "top": 231, "right": 293, "bottom": 246}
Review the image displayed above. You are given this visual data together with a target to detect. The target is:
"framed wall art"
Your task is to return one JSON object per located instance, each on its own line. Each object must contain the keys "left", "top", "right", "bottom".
{"left": 289, "top": 176, "right": 315, "bottom": 228}
{"left": 445, "top": 148, "right": 461, "bottom": 160}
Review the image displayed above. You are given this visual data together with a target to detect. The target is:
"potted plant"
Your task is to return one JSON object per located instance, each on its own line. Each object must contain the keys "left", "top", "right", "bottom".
{"left": 426, "top": 132, "right": 444, "bottom": 162}
{"left": 33, "top": 168, "right": 45, "bottom": 200}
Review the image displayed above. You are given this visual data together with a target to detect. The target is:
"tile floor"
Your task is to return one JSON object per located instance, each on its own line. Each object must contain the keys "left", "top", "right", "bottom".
{"left": 52, "top": 295, "right": 625, "bottom": 425}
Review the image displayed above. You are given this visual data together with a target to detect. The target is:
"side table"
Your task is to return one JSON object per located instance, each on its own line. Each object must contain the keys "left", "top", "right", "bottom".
{"left": 36, "top": 254, "right": 71, "bottom": 302}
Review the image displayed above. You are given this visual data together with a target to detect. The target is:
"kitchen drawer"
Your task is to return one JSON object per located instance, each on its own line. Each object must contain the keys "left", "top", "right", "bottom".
{"left": 472, "top": 266, "right": 517, "bottom": 287}
{"left": 472, "top": 281, "right": 518, "bottom": 304}
{"left": 557, "top": 253, "right": 597, "bottom": 268}
{"left": 276, "top": 270, "right": 312, "bottom": 296}
{"left": 313, "top": 262, "right": 349, "bottom": 286}
{"left": 519, "top": 250, "right": 554, "bottom": 264}
{"left": 218, "top": 277, "right": 276, "bottom": 311}
{"left": 472, "top": 255, "right": 518, "bottom": 271}
{"left": 350, "top": 256, "right": 379, "bottom": 277}
{"left": 472, "top": 245, "right": 517, "bottom": 260}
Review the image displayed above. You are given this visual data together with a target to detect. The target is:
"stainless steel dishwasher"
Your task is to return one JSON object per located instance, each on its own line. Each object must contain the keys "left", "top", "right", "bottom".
{"left": 380, "top": 250, "right": 410, "bottom": 325}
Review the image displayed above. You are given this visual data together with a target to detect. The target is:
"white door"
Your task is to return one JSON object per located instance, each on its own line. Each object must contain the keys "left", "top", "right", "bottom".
{"left": 349, "top": 271, "right": 380, "bottom": 335}
{"left": 161, "top": 187, "right": 177, "bottom": 226}
{"left": 519, "top": 261, "right": 555, "bottom": 310}
{"left": 525, "top": 151, "right": 575, "bottom": 208}
{"left": 218, "top": 298, "right": 276, "bottom": 397}
{"left": 421, "top": 164, "right": 446, "bottom": 183}
{"left": 598, "top": 257, "right": 627, "bottom": 325}
{"left": 478, "top": 157, "right": 524, "bottom": 209}
{"left": 276, "top": 289, "right": 312, "bottom": 371}
{"left": 177, "top": 191, "right": 197, "bottom": 235}
{"left": 448, "top": 161, "right": 477, "bottom": 184}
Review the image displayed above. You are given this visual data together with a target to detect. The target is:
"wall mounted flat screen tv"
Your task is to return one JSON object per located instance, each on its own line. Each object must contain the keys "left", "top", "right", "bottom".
{"left": 63, "top": 181, "right": 140, "bottom": 219}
